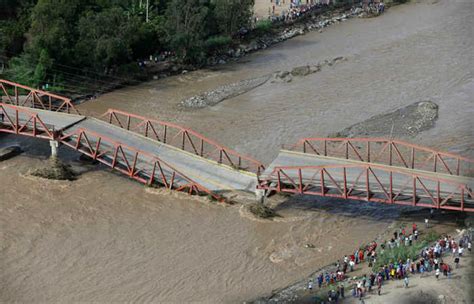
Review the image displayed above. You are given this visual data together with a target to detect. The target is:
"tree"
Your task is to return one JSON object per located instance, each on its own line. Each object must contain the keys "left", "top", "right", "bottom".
{"left": 27, "top": 0, "right": 86, "bottom": 66}
{"left": 165, "top": 0, "right": 210, "bottom": 63}
{"left": 76, "top": 7, "right": 142, "bottom": 71}
{"left": 32, "top": 48, "right": 52, "bottom": 85}
{"left": 212, "top": 0, "right": 254, "bottom": 36}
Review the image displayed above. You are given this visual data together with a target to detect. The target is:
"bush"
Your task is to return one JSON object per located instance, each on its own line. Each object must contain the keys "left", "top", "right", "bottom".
{"left": 423, "top": 231, "right": 440, "bottom": 243}
{"left": 205, "top": 35, "right": 232, "bottom": 54}
{"left": 372, "top": 231, "right": 440, "bottom": 270}
{"left": 254, "top": 19, "right": 273, "bottom": 34}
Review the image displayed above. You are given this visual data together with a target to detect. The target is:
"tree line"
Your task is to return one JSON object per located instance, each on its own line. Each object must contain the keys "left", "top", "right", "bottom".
{"left": 0, "top": 0, "right": 254, "bottom": 90}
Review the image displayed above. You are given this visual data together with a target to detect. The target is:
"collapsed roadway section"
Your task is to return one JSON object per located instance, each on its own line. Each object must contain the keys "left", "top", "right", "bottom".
{"left": 1, "top": 79, "right": 473, "bottom": 211}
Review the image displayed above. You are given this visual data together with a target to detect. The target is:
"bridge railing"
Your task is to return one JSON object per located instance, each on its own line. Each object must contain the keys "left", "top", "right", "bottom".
{"left": 259, "top": 164, "right": 474, "bottom": 212}
{"left": 0, "top": 79, "right": 80, "bottom": 115}
{"left": 60, "top": 127, "right": 221, "bottom": 200}
{"left": 101, "top": 108, "right": 265, "bottom": 175}
{"left": 288, "top": 138, "right": 474, "bottom": 177}
{"left": 0, "top": 103, "right": 56, "bottom": 139}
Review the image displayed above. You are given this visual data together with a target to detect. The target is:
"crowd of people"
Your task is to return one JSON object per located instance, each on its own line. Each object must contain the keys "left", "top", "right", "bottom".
{"left": 266, "top": 0, "right": 335, "bottom": 22}
{"left": 266, "top": 0, "right": 385, "bottom": 23}
{"left": 306, "top": 222, "right": 472, "bottom": 303}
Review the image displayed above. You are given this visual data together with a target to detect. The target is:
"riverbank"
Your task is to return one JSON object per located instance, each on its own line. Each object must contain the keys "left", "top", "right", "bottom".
{"left": 250, "top": 210, "right": 472, "bottom": 303}
{"left": 2, "top": 0, "right": 472, "bottom": 302}
{"left": 0, "top": 147, "right": 405, "bottom": 303}
{"left": 72, "top": 1, "right": 389, "bottom": 103}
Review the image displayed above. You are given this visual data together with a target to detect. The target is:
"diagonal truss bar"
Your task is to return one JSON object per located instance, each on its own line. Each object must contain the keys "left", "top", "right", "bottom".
{"left": 289, "top": 137, "right": 474, "bottom": 176}
{"left": 0, "top": 103, "right": 55, "bottom": 139}
{"left": 259, "top": 163, "right": 474, "bottom": 212}
{"left": 100, "top": 108, "right": 265, "bottom": 175}
{"left": 0, "top": 79, "right": 80, "bottom": 114}
{"left": 59, "top": 127, "right": 222, "bottom": 201}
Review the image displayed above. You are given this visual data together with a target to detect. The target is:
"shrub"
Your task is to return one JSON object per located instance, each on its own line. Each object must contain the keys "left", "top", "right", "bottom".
{"left": 255, "top": 19, "right": 273, "bottom": 34}
{"left": 205, "top": 35, "right": 232, "bottom": 54}
{"left": 372, "top": 231, "right": 440, "bottom": 271}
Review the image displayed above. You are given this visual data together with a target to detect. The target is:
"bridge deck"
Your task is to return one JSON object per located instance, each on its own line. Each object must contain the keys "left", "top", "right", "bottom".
{"left": 262, "top": 150, "right": 474, "bottom": 207}
{"left": 66, "top": 118, "right": 257, "bottom": 192}
{"left": 263, "top": 150, "right": 474, "bottom": 188}
{"left": 2, "top": 106, "right": 85, "bottom": 131}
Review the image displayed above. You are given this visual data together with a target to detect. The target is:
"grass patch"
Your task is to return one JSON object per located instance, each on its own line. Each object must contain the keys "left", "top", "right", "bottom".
{"left": 372, "top": 231, "right": 441, "bottom": 271}
{"left": 255, "top": 19, "right": 273, "bottom": 34}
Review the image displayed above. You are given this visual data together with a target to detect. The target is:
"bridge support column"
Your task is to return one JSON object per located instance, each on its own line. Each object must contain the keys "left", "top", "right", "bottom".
{"left": 49, "top": 140, "right": 59, "bottom": 157}
{"left": 255, "top": 188, "right": 266, "bottom": 204}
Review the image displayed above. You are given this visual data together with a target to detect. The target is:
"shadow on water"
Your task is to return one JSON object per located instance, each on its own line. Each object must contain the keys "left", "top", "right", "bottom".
{"left": 271, "top": 192, "right": 468, "bottom": 228}
{"left": 272, "top": 193, "right": 412, "bottom": 221}
{"left": 0, "top": 134, "right": 104, "bottom": 175}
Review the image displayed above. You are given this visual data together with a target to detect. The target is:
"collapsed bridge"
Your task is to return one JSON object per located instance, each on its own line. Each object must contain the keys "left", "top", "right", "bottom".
{"left": 1, "top": 79, "right": 473, "bottom": 211}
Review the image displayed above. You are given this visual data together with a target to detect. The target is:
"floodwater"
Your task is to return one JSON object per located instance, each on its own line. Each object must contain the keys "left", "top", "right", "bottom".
{"left": 1, "top": 0, "right": 473, "bottom": 302}
{"left": 79, "top": 0, "right": 474, "bottom": 163}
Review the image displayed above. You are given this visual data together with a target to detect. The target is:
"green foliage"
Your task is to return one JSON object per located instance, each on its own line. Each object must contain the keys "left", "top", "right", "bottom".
{"left": 254, "top": 19, "right": 273, "bottom": 34}
{"left": 373, "top": 241, "right": 427, "bottom": 270}
{"left": 422, "top": 231, "right": 441, "bottom": 243}
{"left": 372, "top": 231, "right": 441, "bottom": 271}
{"left": 205, "top": 35, "right": 232, "bottom": 54}
{"left": 32, "top": 48, "right": 52, "bottom": 84}
{"left": 2, "top": 0, "right": 255, "bottom": 86}
{"left": 76, "top": 7, "right": 140, "bottom": 69}
{"left": 165, "top": 0, "right": 210, "bottom": 63}
{"left": 213, "top": 0, "right": 254, "bottom": 36}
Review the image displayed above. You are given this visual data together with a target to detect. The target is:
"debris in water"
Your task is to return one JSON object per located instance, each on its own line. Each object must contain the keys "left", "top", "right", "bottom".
{"left": 29, "top": 157, "right": 77, "bottom": 181}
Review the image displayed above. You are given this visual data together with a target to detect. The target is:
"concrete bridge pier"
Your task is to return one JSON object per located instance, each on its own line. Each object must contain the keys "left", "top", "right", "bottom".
{"left": 255, "top": 188, "right": 266, "bottom": 204}
{"left": 49, "top": 140, "right": 59, "bottom": 157}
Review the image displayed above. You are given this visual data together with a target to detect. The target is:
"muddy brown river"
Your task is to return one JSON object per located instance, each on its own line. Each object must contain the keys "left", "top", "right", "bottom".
{"left": 1, "top": 0, "right": 473, "bottom": 302}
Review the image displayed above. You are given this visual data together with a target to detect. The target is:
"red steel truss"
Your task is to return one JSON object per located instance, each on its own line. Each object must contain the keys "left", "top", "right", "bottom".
{"left": 258, "top": 164, "right": 474, "bottom": 212}
{"left": 60, "top": 127, "right": 221, "bottom": 200}
{"left": 289, "top": 138, "right": 474, "bottom": 177}
{"left": 0, "top": 103, "right": 55, "bottom": 139}
{"left": 0, "top": 79, "right": 80, "bottom": 114}
{"left": 101, "top": 108, "right": 265, "bottom": 175}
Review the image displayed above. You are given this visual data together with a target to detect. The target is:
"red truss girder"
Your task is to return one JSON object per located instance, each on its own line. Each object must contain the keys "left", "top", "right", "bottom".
{"left": 259, "top": 164, "right": 474, "bottom": 212}
{"left": 0, "top": 103, "right": 55, "bottom": 139}
{"left": 60, "top": 127, "right": 221, "bottom": 200}
{"left": 290, "top": 138, "right": 474, "bottom": 176}
{"left": 101, "top": 108, "right": 265, "bottom": 175}
{"left": 0, "top": 79, "right": 80, "bottom": 115}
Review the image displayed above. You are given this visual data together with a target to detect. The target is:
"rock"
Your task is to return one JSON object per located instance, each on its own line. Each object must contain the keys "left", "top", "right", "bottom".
{"left": 272, "top": 71, "right": 293, "bottom": 83}
{"left": 248, "top": 40, "right": 259, "bottom": 51}
{"left": 332, "top": 56, "right": 345, "bottom": 63}
{"left": 218, "top": 59, "right": 227, "bottom": 65}
{"left": 291, "top": 65, "right": 311, "bottom": 77}
{"left": 181, "top": 70, "right": 188, "bottom": 74}
{"left": 152, "top": 75, "right": 159, "bottom": 80}
{"left": 0, "top": 145, "right": 23, "bottom": 161}
{"left": 181, "top": 75, "right": 271, "bottom": 108}
{"left": 276, "top": 71, "right": 290, "bottom": 78}
{"left": 309, "top": 65, "right": 321, "bottom": 74}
